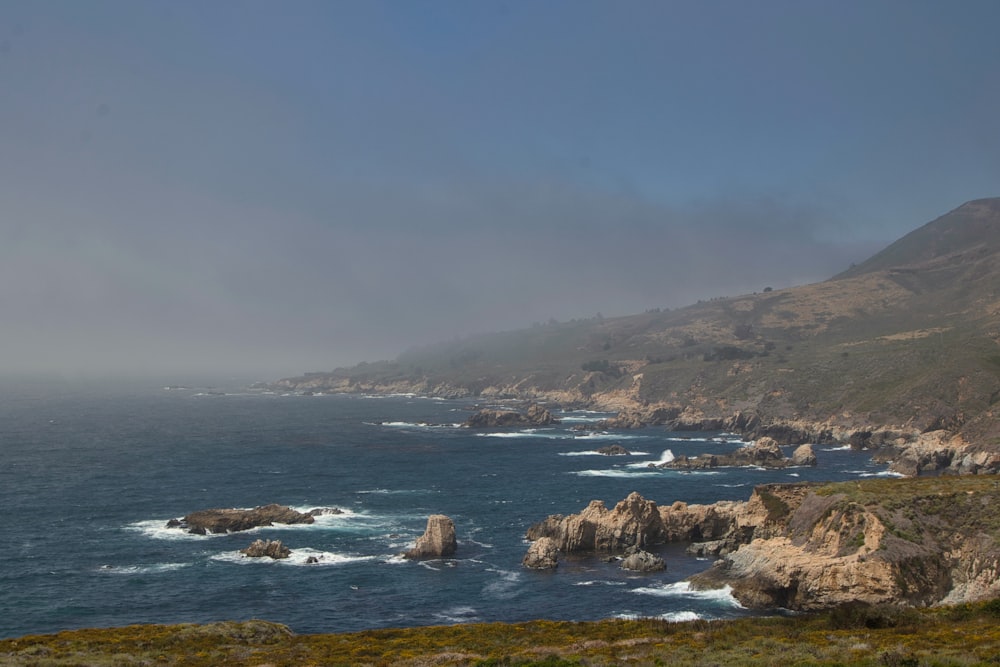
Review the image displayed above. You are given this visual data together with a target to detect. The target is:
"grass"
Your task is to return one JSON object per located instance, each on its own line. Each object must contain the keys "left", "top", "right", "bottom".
{"left": 8, "top": 602, "right": 1000, "bottom": 666}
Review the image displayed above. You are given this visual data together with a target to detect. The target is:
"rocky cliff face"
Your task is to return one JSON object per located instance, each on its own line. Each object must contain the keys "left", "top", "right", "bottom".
{"left": 404, "top": 514, "right": 458, "bottom": 559}
{"left": 525, "top": 478, "right": 1000, "bottom": 611}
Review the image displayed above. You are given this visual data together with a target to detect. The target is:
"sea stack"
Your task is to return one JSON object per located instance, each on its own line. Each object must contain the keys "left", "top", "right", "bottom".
{"left": 404, "top": 514, "right": 457, "bottom": 559}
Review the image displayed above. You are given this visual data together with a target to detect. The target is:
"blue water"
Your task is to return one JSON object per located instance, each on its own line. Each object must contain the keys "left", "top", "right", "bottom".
{"left": 0, "top": 379, "right": 892, "bottom": 639}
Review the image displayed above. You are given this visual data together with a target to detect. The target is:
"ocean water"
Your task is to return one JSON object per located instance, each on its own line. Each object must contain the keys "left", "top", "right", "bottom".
{"left": 0, "top": 379, "right": 894, "bottom": 639}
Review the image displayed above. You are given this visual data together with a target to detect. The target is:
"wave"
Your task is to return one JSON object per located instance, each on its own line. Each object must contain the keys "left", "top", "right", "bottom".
{"left": 475, "top": 429, "right": 566, "bottom": 439}
{"left": 821, "top": 444, "right": 853, "bottom": 451}
{"left": 574, "top": 469, "right": 663, "bottom": 478}
{"left": 373, "top": 421, "right": 462, "bottom": 429}
{"left": 98, "top": 562, "right": 191, "bottom": 575}
{"left": 574, "top": 580, "right": 626, "bottom": 587}
{"left": 482, "top": 568, "right": 522, "bottom": 600}
{"left": 630, "top": 581, "right": 744, "bottom": 608}
{"left": 573, "top": 432, "right": 649, "bottom": 441}
{"left": 127, "top": 519, "right": 242, "bottom": 541}
{"left": 433, "top": 606, "right": 480, "bottom": 624}
{"left": 560, "top": 449, "right": 649, "bottom": 457}
{"left": 857, "top": 470, "right": 905, "bottom": 478}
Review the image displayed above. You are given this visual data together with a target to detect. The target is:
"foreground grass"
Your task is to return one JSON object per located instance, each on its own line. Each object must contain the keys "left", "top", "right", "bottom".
{"left": 6, "top": 601, "right": 1000, "bottom": 666}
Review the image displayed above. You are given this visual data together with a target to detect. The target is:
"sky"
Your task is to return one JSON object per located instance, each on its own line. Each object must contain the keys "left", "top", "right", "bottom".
{"left": 3, "top": 0, "right": 1000, "bottom": 379}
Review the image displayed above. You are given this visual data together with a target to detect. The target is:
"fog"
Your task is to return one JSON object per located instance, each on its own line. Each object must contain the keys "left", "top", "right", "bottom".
{"left": 3, "top": 1, "right": 999, "bottom": 378}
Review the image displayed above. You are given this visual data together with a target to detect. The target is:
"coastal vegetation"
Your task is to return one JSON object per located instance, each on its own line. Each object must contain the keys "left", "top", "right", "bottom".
{"left": 7, "top": 600, "right": 1000, "bottom": 665}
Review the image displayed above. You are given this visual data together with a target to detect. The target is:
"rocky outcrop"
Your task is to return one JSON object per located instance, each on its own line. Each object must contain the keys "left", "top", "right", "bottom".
{"left": 525, "top": 492, "right": 743, "bottom": 554}
{"left": 404, "top": 514, "right": 458, "bottom": 559}
{"left": 620, "top": 549, "right": 666, "bottom": 572}
{"left": 596, "top": 444, "right": 631, "bottom": 456}
{"left": 659, "top": 438, "right": 815, "bottom": 470}
{"left": 522, "top": 536, "right": 559, "bottom": 569}
{"left": 688, "top": 478, "right": 1000, "bottom": 610}
{"left": 166, "top": 504, "right": 318, "bottom": 535}
{"left": 463, "top": 404, "right": 558, "bottom": 428}
{"left": 525, "top": 479, "right": 1000, "bottom": 610}
{"left": 240, "top": 539, "right": 291, "bottom": 559}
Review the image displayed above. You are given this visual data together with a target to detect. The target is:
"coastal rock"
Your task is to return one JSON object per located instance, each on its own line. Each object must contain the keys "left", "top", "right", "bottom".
{"left": 598, "top": 405, "right": 682, "bottom": 429}
{"left": 790, "top": 444, "right": 818, "bottom": 466}
{"left": 404, "top": 514, "right": 457, "bottom": 559}
{"left": 169, "top": 504, "right": 316, "bottom": 535}
{"left": 525, "top": 492, "right": 742, "bottom": 555}
{"left": 660, "top": 438, "right": 803, "bottom": 470}
{"left": 596, "top": 444, "right": 631, "bottom": 456}
{"left": 463, "top": 404, "right": 558, "bottom": 428}
{"left": 522, "top": 536, "right": 559, "bottom": 569}
{"left": 620, "top": 549, "right": 666, "bottom": 572}
{"left": 240, "top": 539, "right": 291, "bottom": 559}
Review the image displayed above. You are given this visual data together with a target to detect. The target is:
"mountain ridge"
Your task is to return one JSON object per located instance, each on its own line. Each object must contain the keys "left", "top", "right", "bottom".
{"left": 272, "top": 198, "right": 1000, "bottom": 472}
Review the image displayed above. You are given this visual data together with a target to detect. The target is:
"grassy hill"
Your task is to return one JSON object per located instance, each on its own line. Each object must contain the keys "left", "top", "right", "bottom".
{"left": 275, "top": 199, "right": 1000, "bottom": 448}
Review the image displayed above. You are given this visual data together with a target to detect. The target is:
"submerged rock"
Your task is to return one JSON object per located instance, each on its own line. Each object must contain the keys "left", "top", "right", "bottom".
{"left": 404, "top": 514, "right": 457, "bottom": 559}
{"left": 620, "top": 549, "right": 666, "bottom": 572}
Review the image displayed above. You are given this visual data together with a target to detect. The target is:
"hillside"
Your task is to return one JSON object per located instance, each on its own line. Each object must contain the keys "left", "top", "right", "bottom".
{"left": 273, "top": 199, "right": 1000, "bottom": 469}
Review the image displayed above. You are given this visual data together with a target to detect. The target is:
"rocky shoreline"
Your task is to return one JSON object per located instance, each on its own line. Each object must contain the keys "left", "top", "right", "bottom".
{"left": 523, "top": 478, "right": 1000, "bottom": 611}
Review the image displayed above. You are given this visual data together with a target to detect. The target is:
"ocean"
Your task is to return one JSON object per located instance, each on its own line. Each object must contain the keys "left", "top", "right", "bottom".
{"left": 0, "top": 378, "right": 893, "bottom": 639}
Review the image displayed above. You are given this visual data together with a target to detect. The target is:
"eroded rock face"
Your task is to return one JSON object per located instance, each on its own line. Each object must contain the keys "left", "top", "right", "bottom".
{"left": 790, "top": 444, "right": 818, "bottom": 466}
{"left": 522, "top": 536, "right": 559, "bottom": 569}
{"left": 404, "top": 514, "right": 457, "bottom": 559}
{"left": 167, "top": 504, "right": 316, "bottom": 535}
{"left": 240, "top": 539, "right": 291, "bottom": 559}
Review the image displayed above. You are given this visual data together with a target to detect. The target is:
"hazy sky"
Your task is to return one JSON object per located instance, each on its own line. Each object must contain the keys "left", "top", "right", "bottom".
{"left": 3, "top": 1, "right": 999, "bottom": 378}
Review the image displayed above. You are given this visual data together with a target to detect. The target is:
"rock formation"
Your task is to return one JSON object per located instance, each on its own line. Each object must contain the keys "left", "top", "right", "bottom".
{"left": 659, "top": 437, "right": 817, "bottom": 470}
{"left": 404, "top": 514, "right": 457, "bottom": 559}
{"left": 240, "top": 539, "right": 291, "bottom": 559}
{"left": 522, "top": 536, "right": 559, "bottom": 569}
{"left": 166, "top": 504, "right": 319, "bottom": 535}
{"left": 525, "top": 492, "right": 742, "bottom": 554}
{"left": 463, "top": 403, "right": 558, "bottom": 428}
{"left": 529, "top": 478, "right": 1000, "bottom": 610}
{"left": 596, "top": 444, "right": 631, "bottom": 456}
{"left": 620, "top": 549, "right": 666, "bottom": 572}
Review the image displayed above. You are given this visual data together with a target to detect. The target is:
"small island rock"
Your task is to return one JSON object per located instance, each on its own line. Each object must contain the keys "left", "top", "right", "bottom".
{"left": 240, "top": 539, "right": 291, "bottom": 559}
{"left": 620, "top": 549, "right": 666, "bottom": 572}
{"left": 404, "top": 514, "right": 457, "bottom": 559}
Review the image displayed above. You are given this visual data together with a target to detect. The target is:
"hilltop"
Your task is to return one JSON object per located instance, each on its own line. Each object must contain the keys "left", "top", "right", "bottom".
{"left": 273, "top": 199, "right": 1000, "bottom": 472}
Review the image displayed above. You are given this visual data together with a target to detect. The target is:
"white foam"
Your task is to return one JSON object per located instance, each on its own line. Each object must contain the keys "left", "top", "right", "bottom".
{"left": 376, "top": 421, "right": 462, "bottom": 429}
{"left": 574, "top": 469, "right": 662, "bottom": 478}
{"left": 630, "top": 581, "right": 744, "bottom": 608}
{"left": 821, "top": 444, "right": 853, "bottom": 451}
{"left": 858, "top": 470, "right": 905, "bottom": 478}
{"left": 98, "top": 562, "right": 191, "bottom": 575}
{"left": 574, "top": 580, "right": 626, "bottom": 587}
{"left": 659, "top": 611, "right": 702, "bottom": 622}
{"left": 574, "top": 432, "right": 648, "bottom": 441}
{"left": 211, "top": 548, "right": 376, "bottom": 567}
{"left": 482, "top": 568, "right": 522, "bottom": 599}
{"left": 433, "top": 606, "right": 480, "bottom": 624}
{"left": 128, "top": 519, "right": 242, "bottom": 540}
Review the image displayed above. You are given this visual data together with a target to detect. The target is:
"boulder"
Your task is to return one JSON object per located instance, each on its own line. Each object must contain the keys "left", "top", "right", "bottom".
{"left": 169, "top": 504, "right": 316, "bottom": 535}
{"left": 522, "top": 536, "right": 559, "bottom": 569}
{"left": 790, "top": 444, "right": 818, "bottom": 466}
{"left": 404, "top": 514, "right": 457, "bottom": 559}
{"left": 240, "top": 539, "right": 291, "bottom": 559}
{"left": 620, "top": 549, "right": 666, "bottom": 572}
